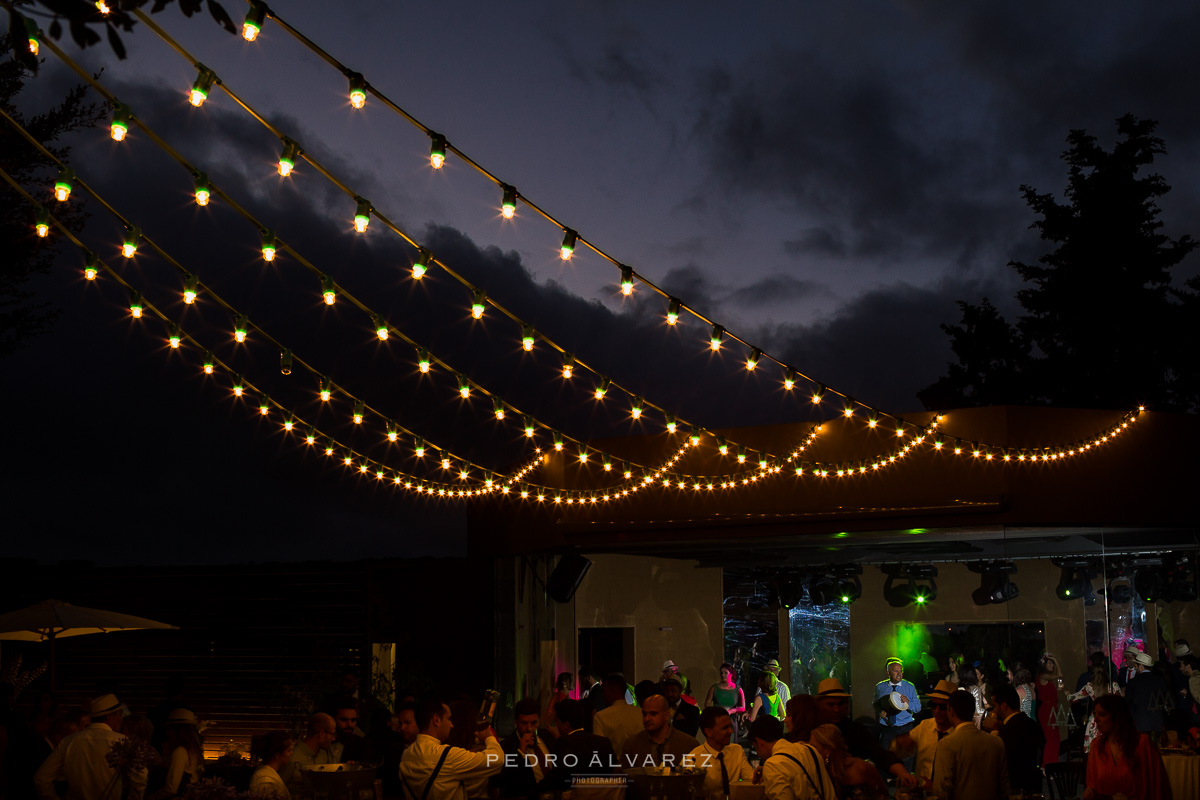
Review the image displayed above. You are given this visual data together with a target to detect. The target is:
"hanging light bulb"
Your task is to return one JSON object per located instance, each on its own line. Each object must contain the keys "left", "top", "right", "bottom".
{"left": 710, "top": 324, "right": 724, "bottom": 351}
{"left": 168, "top": 323, "right": 182, "bottom": 349}
{"left": 242, "top": 1, "right": 267, "bottom": 41}
{"left": 353, "top": 197, "right": 371, "bottom": 233}
{"left": 665, "top": 413, "right": 677, "bottom": 433}
{"left": 373, "top": 314, "right": 389, "bottom": 341}
{"left": 718, "top": 436, "right": 729, "bottom": 456}
{"left": 284, "top": 417, "right": 295, "bottom": 432}
{"left": 630, "top": 396, "right": 644, "bottom": 419}
{"left": 811, "top": 383, "right": 825, "bottom": 405}
{"left": 129, "top": 291, "right": 144, "bottom": 319}
{"left": 457, "top": 374, "right": 470, "bottom": 399}
{"left": 412, "top": 247, "right": 431, "bottom": 279}
{"left": 441, "top": 453, "right": 452, "bottom": 470}
{"left": 96, "top": 1, "right": 111, "bottom": 14}
{"left": 561, "top": 354, "right": 574, "bottom": 379}
{"left": 110, "top": 103, "right": 131, "bottom": 141}
{"left": 189, "top": 65, "right": 217, "bottom": 107}
{"left": 524, "top": 417, "right": 535, "bottom": 438}
{"left": 560, "top": 228, "right": 577, "bottom": 260}
{"left": 578, "top": 447, "right": 589, "bottom": 463}
{"left": 122, "top": 225, "right": 140, "bottom": 258}
{"left": 666, "top": 297, "right": 681, "bottom": 325}
{"left": 34, "top": 207, "right": 50, "bottom": 238}
{"left": 458, "top": 462, "right": 470, "bottom": 481}
{"left": 83, "top": 252, "right": 98, "bottom": 281}
{"left": 278, "top": 138, "right": 300, "bottom": 177}
{"left": 324, "top": 439, "right": 336, "bottom": 456}
{"left": 690, "top": 427, "right": 702, "bottom": 446}
{"left": 429, "top": 133, "right": 447, "bottom": 169}
{"left": 737, "top": 447, "right": 747, "bottom": 464}
{"left": 54, "top": 166, "right": 74, "bottom": 202}
{"left": 553, "top": 431, "right": 564, "bottom": 451}
{"left": 279, "top": 349, "right": 292, "bottom": 375}
{"left": 347, "top": 72, "right": 367, "bottom": 109}
{"left": 353, "top": 400, "right": 365, "bottom": 425}
{"left": 303, "top": 426, "right": 316, "bottom": 444}
{"left": 471, "top": 289, "right": 486, "bottom": 319}
{"left": 24, "top": 17, "right": 39, "bottom": 55}
{"left": 620, "top": 265, "right": 634, "bottom": 296}
{"left": 192, "top": 171, "right": 211, "bottom": 206}
{"left": 843, "top": 399, "right": 856, "bottom": 418}
{"left": 182, "top": 274, "right": 198, "bottom": 305}
{"left": 202, "top": 351, "right": 214, "bottom": 375}
{"left": 416, "top": 347, "right": 431, "bottom": 373}
{"left": 319, "top": 377, "right": 332, "bottom": 401}
{"left": 414, "top": 437, "right": 426, "bottom": 458}
{"left": 594, "top": 377, "right": 609, "bottom": 399}
{"left": 493, "top": 397, "right": 506, "bottom": 420}
{"left": 746, "top": 348, "right": 761, "bottom": 371}
{"left": 500, "top": 184, "right": 517, "bottom": 218}
{"left": 521, "top": 325, "right": 535, "bottom": 351}
{"left": 260, "top": 228, "right": 277, "bottom": 262}
{"left": 233, "top": 315, "right": 249, "bottom": 343}
{"left": 258, "top": 394, "right": 271, "bottom": 416}
{"left": 603, "top": 458, "right": 613, "bottom": 472}
{"left": 783, "top": 367, "right": 796, "bottom": 390}
{"left": 321, "top": 276, "right": 336, "bottom": 305}
{"left": 233, "top": 375, "right": 245, "bottom": 397}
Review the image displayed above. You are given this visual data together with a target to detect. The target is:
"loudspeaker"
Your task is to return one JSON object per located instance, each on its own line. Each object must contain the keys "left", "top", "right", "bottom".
{"left": 547, "top": 555, "right": 592, "bottom": 603}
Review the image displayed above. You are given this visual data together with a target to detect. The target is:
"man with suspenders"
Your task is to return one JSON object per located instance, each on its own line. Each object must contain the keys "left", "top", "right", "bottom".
{"left": 748, "top": 715, "right": 837, "bottom": 800}
{"left": 401, "top": 699, "right": 504, "bottom": 800}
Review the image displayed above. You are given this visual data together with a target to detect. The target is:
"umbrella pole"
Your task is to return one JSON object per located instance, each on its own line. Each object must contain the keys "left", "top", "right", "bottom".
{"left": 49, "top": 632, "right": 56, "bottom": 693}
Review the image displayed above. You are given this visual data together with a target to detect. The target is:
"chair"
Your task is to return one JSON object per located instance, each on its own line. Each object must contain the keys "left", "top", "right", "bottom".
{"left": 1045, "top": 760, "right": 1087, "bottom": 800}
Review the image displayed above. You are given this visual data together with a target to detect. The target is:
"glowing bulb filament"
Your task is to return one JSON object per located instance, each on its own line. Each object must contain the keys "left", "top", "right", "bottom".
{"left": 501, "top": 184, "right": 517, "bottom": 218}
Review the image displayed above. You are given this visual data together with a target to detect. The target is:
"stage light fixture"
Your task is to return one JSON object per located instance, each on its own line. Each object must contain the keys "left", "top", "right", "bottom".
{"left": 807, "top": 573, "right": 838, "bottom": 606}
{"left": 969, "top": 561, "right": 1019, "bottom": 605}
{"left": 776, "top": 576, "right": 803, "bottom": 609}
{"left": 883, "top": 574, "right": 914, "bottom": 608}
{"left": 1164, "top": 553, "right": 1198, "bottom": 602}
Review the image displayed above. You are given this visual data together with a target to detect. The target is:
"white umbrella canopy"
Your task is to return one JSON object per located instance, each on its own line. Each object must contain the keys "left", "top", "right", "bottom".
{"left": 0, "top": 599, "right": 179, "bottom": 641}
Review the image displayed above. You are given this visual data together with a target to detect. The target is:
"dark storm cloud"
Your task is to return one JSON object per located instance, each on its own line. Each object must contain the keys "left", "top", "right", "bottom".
{"left": 784, "top": 227, "right": 847, "bottom": 258}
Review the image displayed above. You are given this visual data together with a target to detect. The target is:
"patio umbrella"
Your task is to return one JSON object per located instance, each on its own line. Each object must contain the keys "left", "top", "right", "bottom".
{"left": 0, "top": 599, "right": 179, "bottom": 689}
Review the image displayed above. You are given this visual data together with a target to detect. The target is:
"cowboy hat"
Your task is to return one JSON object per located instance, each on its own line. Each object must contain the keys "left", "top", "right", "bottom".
{"left": 764, "top": 659, "right": 782, "bottom": 674}
{"left": 90, "top": 693, "right": 129, "bottom": 718}
{"left": 166, "top": 708, "right": 197, "bottom": 725}
{"left": 1134, "top": 651, "right": 1154, "bottom": 666}
{"left": 928, "top": 680, "right": 957, "bottom": 701}
{"left": 816, "top": 678, "right": 851, "bottom": 698}
{"left": 1175, "top": 643, "right": 1192, "bottom": 657}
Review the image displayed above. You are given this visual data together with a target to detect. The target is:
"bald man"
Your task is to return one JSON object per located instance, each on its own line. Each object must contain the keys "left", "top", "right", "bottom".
{"left": 283, "top": 712, "right": 342, "bottom": 790}
{"left": 620, "top": 695, "right": 698, "bottom": 768}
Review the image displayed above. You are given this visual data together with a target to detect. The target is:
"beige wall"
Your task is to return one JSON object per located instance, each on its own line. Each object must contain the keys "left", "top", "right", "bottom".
{"left": 848, "top": 560, "right": 1087, "bottom": 719}
{"left": 562, "top": 554, "right": 725, "bottom": 696}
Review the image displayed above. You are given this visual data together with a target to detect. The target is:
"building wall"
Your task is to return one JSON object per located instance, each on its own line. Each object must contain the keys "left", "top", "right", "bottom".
{"left": 568, "top": 554, "right": 725, "bottom": 696}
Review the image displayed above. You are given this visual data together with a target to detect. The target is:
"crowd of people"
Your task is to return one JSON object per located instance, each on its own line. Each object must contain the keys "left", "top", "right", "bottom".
{"left": 2, "top": 641, "right": 1197, "bottom": 800}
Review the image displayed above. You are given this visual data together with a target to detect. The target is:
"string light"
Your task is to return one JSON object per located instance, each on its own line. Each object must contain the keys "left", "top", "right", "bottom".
{"left": 279, "top": 349, "right": 292, "bottom": 375}
{"left": 202, "top": 351, "right": 214, "bottom": 375}
{"left": 416, "top": 347, "right": 431, "bottom": 373}
{"left": 746, "top": 348, "right": 761, "bottom": 371}
{"left": 168, "top": 323, "right": 182, "bottom": 349}
{"left": 373, "top": 314, "right": 389, "bottom": 341}
{"left": 353, "top": 198, "right": 371, "bottom": 233}
{"left": 347, "top": 72, "right": 366, "bottom": 109}
{"left": 110, "top": 103, "right": 130, "bottom": 141}
{"left": 441, "top": 453, "right": 452, "bottom": 470}
{"left": 121, "top": 226, "right": 140, "bottom": 258}
{"left": 414, "top": 437, "right": 425, "bottom": 457}
{"left": 321, "top": 276, "right": 336, "bottom": 305}
{"left": 524, "top": 417, "right": 535, "bottom": 438}
{"left": 811, "top": 384, "right": 825, "bottom": 405}
{"left": 843, "top": 401, "right": 855, "bottom": 418}
{"left": 54, "top": 166, "right": 73, "bottom": 202}
{"left": 630, "top": 396, "right": 643, "bottom": 420}
{"left": 34, "top": 206, "right": 49, "bottom": 237}
{"left": 284, "top": 417, "right": 295, "bottom": 432}
{"left": 553, "top": 431, "right": 564, "bottom": 451}
{"left": 183, "top": 274, "right": 198, "bottom": 304}
{"left": 500, "top": 184, "right": 517, "bottom": 219}
{"left": 260, "top": 229, "right": 276, "bottom": 262}
{"left": 129, "top": 291, "right": 143, "bottom": 318}
{"left": 192, "top": 171, "right": 210, "bottom": 206}
{"left": 324, "top": 439, "right": 335, "bottom": 456}
{"left": 457, "top": 373, "right": 470, "bottom": 399}
{"left": 521, "top": 325, "right": 535, "bottom": 351}
{"left": 471, "top": 289, "right": 486, "bottom": 319}
{"left": 233, "top": 315, "right": 248, "bottom": 343}
{"left": 562, "top": 354, "right": 574, "bottom": 379}
{"left": 412, "top": 248, "right": 431, "bottom": 279}
{"left": 278, "top": 138, "right": 300, "bottom": 176}
{"left": 718, "top": 436, "right": 729, "bottom": 456}
{"left": 594, "top": 377, "right": 609, "bottom": 399}
{"left": 257, "top": 395, "right": 271, "bottom": 416}
{"left": 665, "top": 414, "right": 677, "bottom": 433}
{"left": 83, "top": 252, "right": 98, "bottom": 281}
{"left": 690, "top": 427, "right": 702, "bottom": 446}
{"left": 493, "top": 397, "right": 506, "bottom": 420}
{"left": 242, "top": 1, "right": 267, "bottom": 41}
{"left": 232, "top": 374, "right": 245, "bottom": 397}
{"left": 319, "top": 376, "right": 332, "bottom": 401}
{"left": 620, "top": 265, "right": 634, "bottom": 296}
{"left": 353, "top": 400, "right": 365, "bottom": 425}
{"left": 710, "top": 324, "right": 724, "bottom": 351}
{"left": 24, "top": 18, "right": 38, "bottom": 56}
{"left": 96, "top": 1, "right": 111, "bottom": 14}
{"left": 666, "top": 297, "right": 681, "bottom": 325}
{"left": 737, "top": 447, "right": 747, "bottom": 464}
{"left": 560, "top": 228, "right": 577, "bottom": 260}
{"left": 578, "top": 446, "right": 589, "bottom": 463}
{"left": 429, "top": 133, "right": 446, "bottom": 169}
{"left": 784, "top": 368, "right": 796, "bottom": 391}
{"left": 189, "top": 65, "right": 216, "bottom": 107}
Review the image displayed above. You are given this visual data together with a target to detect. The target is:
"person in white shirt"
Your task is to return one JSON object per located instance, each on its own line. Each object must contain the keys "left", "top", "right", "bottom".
{"left": 749, "top": 714, "right": 835, "bottom": 800}
{"left": 34, "top": 693, "right": 146, "bottom": 800}
{"left": 689, "top": 708, "right": 753, "bottom": 800}
{"left": 400, "top": 699, "right": 504, "bottom": 800}
{"left": 152, "top": 708, "right": 204, "bottom": 799}
{"left": 592, "top": 673, "right": 643, "bottom": 757}
{"left": 891, "top": 679, "right": 957, "bottom": 787}
{"left": 931, "top": 690, "right": 1010, "bottom": 800}
{"left": 249, "top": 731, "right": 294, "bottom": 800}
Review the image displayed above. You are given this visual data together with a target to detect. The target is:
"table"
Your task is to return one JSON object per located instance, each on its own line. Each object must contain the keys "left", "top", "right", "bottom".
{"left": 1163, "top": 753, "right": 1199, "bottom": 800}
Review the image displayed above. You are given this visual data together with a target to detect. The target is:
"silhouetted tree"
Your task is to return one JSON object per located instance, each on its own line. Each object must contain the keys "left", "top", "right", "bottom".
{"left": 921, "top": 114, "right": 1197, "bottom": 412}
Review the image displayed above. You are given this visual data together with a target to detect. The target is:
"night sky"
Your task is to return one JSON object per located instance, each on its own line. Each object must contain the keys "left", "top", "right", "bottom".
{"left": 6, "top": 1, "right": 1200, "bottom": 564}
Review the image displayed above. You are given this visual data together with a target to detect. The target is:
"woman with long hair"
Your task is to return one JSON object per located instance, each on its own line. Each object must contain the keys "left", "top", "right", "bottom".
{"left": 1069, "top": 667, "right": 1121, "bottom": 755}
{"left": 1082, "top": 695, "right": 1170, "bottom": 800}
{"left": 810, "top": 724, "right": 889, "bottom": 800}
{"left": 704, "top": 663, "right": 747, "bottom": 738}
{"left": 153, "top": 709, "right": 203, "bottom": 798}
{"left": 249, "top": 731, "right": 293, "bottom": 800}
{"left": 748, "top": 672, "right": 783, "bottom": 723}
{"left": 1036, "top": 653, "right": 1064, "bottom": 765}
{"left": 957, "top": 667, "right": 986, "bottom": 728}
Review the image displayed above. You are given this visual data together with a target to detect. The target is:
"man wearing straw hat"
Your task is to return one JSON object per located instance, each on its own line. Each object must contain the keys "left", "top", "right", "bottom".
{"left": 814, "top": 678, "right": 918, "bottom": 789}
{"left": 891, "top": 679, "right": 957, "bottom": 788}
{"left": 764, "top": 659, "right": 791, "bottom": 709}
{"left": 34, "top": 693, "right": 147, "bottom": 800}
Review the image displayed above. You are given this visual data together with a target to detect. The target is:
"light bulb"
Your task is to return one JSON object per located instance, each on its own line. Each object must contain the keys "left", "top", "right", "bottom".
{"left": 168, "top": 324, "right": 181, "bottom": 349}
{"left": 603, "top": 460, "right": 612, "bottom": 472}
{"left": 784, "top": 368, "right": 796, "bottom": 391}
{"left": 416, "top": 347, "right": 431, "bottom": 373}
{"left": 260, "top": 229, "right": 276, "bottom": 262}
{"left": 233, "top": 375, "right": 245, "bottom": 397}
{"left": 738, "top": 448, "right": 746, "bottom": 464}
{"left": 278, "top": 139, "right": 299, "bottom": 177}
{"left": 501, "top": 184, "right": 517, "bottom": 218}
{"left": 594, "top": 377, "right": 609, "bottom": 399}
{"left": 34, "top": 207, "right": 49, "bottom": 238}
{"left": 412, "top": 248, "right": 431, "bottom": 279}
{"left": 458, "top": 374, "right": 470, "bottom": 399}
{"left": 243, "top": 1, "right": 266, "bottom": 41}
{"left": 522, "top": 325, "right": 535, "bottom": 351}
{"left": 129, "top": 292, "right": 143, "bottom": 319}
{"left": 562, "top": 354, "right": 574, "bottom": 379}
{"left": 353, "top": 198, "right": 370, "bottom": 233}
{"left": 471, "top": 289, "right": 486, "bottom": 319}
{"left": 348, "top": 73, "right": 366, "bottom": 109}
{"left": 620, "top": 265, "right": 634, "bottom": 295}
{"left": 321, "top": 276, "right": 336, "bottom": 305}
{"left": 25, "top": 18, "right": 38, "bottom": 56}
{"left": 234, "top": 315, "right": 249, "bottom": 343}
{"left": 494, "top": 398, "right": 505, "bottom": 420}
{"left": 83, "top": 253, "right": 98, "bottom": 281}
{"left": 690, "top": 427, "right": 701, "bottom": 446}
{"left": 353, "top": 401, "right": 365, "bottom": 425}
{"left": 96, "top": 1, "right": 111, "bottom": 13}
{"left": 554, "top": 432, "right": 564, "bottom": 451}
{"left": 110, "top": 103, "right": 130, "bottom": 142}
{"left": 746, "top": 348, "right": 761, "bottom": 371}
{"left": 429, "top": 133, "right": 446, "bottom": 169}
{"left": 665, "top": 414, "right": 677, "bottom": 434}
{"left": 560, "top": 228, "right": 577, "bottom": 260}
{"left": 203, "top": 352, "right": 214, "bottom": 375}
{"left": 442, "top": 456, "right": 451, "bottom": 470}
{"left": 667, "top": 297, "right": 681, "bottom": 325}
{"left": 718, "top": 437, "right": 728, "bottom": 455}
{"left": 710, "top": 324, "right": 724, "bottom": 351}
{"left": 279, "top": 349, "right": 292, "bottom": 375}
{"left": 631, "top": 397, "right": 643, "bottom": 419}
{"left": 579, "top": 449, "right": 589, "bottom": 463}
{"left": 524, "top": 417, "right": 535, "bottom": 438}
{"left": 284, "top": 419, "right": 295, "bottom": 432}
{"left": 193, "top": 172, "right": 211, "bottom": 206}
{"left": 54, "top": 166, "right": 74, "bottom": 202}
{"left": 811, "top": 384, "right": 825, "bottom": 404}
{"left": 122, "top": 226, "right": 140, "bottom": 258}
{"left": 374, "top": 314, "right": 388, "bottom": 341}
{"left": 259, "top": 395, "right": 270, "bottom": 416}
{"left": 415, "top": 438, "right": 426, "bottom": 457}
{"left": 844, "top": 406, "right": 854, "bottom": 418}
{"left": 190, "top": 66, "right": 216, "bottom": 108}
{"left": 183, "top": 275, "right": 198, "bottom": 305}
{"left": 868, "top": 418, "right": 878, "bottom": 428}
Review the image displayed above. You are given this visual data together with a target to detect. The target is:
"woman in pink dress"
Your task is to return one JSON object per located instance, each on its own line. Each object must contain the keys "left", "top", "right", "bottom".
{"left": 1036, "top": 653, "right": 1064, "bottom": 765}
